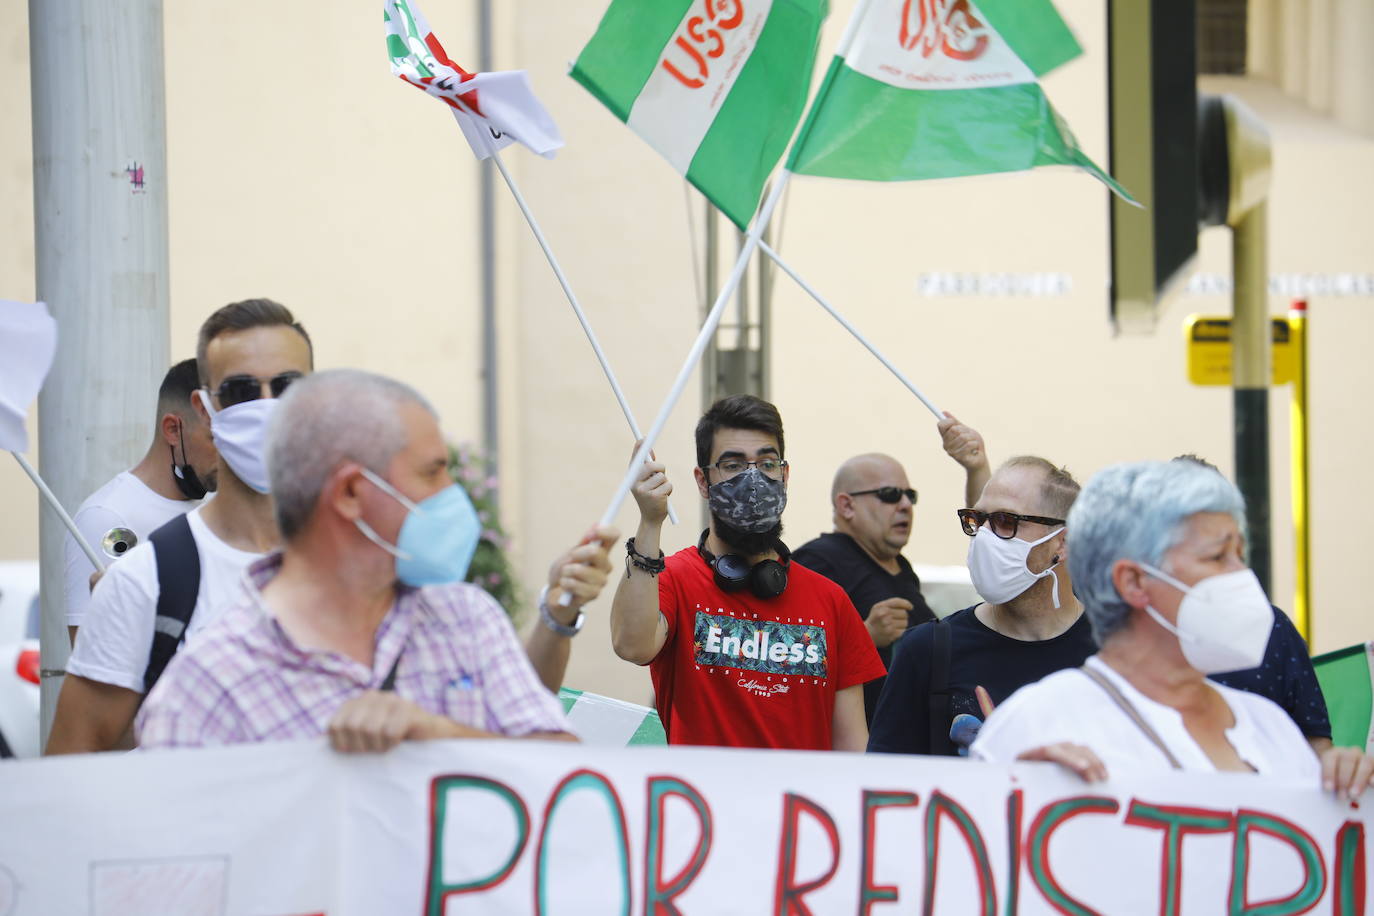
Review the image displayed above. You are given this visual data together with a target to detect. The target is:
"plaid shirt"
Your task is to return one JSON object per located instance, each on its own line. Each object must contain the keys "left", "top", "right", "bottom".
{"left": 136, "top": 554, "right": 569, "bottom": 749}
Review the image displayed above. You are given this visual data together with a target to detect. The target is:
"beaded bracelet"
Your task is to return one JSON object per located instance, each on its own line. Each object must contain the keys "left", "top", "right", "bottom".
{"left": 625, "top": 537, "right": 666, "bottom": 577}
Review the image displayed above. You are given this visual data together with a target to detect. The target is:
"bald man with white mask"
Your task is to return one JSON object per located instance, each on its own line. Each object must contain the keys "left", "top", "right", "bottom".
{"left": 795, "top": 453, "right": 937, "bottom": 723}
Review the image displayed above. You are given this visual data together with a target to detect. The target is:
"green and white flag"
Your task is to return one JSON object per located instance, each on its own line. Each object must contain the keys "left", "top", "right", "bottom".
{"left": 787, "top": 0, "right": 1131, "bottom": 199}
{"left": 1314, "top": 642, "right": 1374, "bottom": 753}
{"left": 558, "top": 687, "right": 666, "bottom": 746}
{"left": 571, "top": 0, "right": 829, "bottom": 229}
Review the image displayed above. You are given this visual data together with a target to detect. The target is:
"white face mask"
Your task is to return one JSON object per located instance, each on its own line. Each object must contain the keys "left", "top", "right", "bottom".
{"left": 198, "top": 390, "right": 278, "bottom": 495}
{"left": 966, "top": 525, "right": 1063, "bottom": 608}
{"left": 1139, "top": 564, "right": 1273, "bottom": 674}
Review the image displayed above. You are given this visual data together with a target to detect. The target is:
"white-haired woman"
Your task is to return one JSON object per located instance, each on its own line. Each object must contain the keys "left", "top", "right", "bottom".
{"left": 971, "top": 460, "right": 1372, "bottom": 800}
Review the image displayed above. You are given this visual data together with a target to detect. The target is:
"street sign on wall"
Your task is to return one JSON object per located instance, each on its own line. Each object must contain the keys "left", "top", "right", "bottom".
{"left": 1185, "top": 315, "right": 1294, "bottom": 386}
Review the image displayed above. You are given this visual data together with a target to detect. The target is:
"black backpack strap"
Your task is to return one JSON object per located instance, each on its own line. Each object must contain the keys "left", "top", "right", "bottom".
{"left": 143, "top": 514, "right": 202, "bottom": 694}
{"left": 927, "top": 618, "right": 954, "bottom": 755}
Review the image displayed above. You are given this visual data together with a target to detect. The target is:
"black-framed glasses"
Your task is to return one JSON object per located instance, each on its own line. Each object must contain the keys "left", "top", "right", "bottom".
{"left": 701, "top": 457, "right": 788, "bottom": 480}
{"left": 958, "top": 508, "right": 1064, "bottom": 539}
{"left": 210, "top": 371, "right": 303, "bottom": 408}
{"left": 849, "top": 487, "right": 917, "bottom": 505}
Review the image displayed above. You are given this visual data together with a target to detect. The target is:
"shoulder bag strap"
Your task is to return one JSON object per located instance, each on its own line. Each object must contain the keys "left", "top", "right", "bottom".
{"left": 1080, "top": 664, "right": 1183, "bottom": 770}
{"left": 927, "top": 619, "right": 954, "bottom": 755}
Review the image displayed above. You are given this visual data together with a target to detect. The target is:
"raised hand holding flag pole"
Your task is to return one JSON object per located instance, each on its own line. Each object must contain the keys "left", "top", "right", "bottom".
{"left": 384, "top": 0, "right": 678, "bottom": 525}
{"left": 736, "top": 0, "right": 1129, "bottom": 424}
{"left": 599, "top": 174, "right": 792, "bottom": 529}
{"left": 572, "top": 0, "right": 832, "bottom": 527}
{"left": 762, "top": 0, "right": 1128, "bottom": 412}
{"left": 1, "top": 300, "right": 106, "bottom": 573}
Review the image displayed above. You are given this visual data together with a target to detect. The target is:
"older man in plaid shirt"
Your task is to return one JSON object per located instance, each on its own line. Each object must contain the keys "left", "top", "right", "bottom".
{"left": 138, "top": 370, "right": 599, "bottom": 751}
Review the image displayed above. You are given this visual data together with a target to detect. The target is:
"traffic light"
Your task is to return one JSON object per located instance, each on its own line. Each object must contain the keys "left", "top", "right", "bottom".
{"left": 1107, "top": 0, "right": 1199, "bottom": 333}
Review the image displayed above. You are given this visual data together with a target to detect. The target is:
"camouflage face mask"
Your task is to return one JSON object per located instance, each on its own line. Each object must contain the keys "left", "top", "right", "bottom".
{"left": 707, "top": 467, "right": 787, "bottom": 534}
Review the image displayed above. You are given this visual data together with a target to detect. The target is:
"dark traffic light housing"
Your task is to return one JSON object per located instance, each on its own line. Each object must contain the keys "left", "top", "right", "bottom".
{"left": 1107, "top": 0, "right": 1200, "bottom": 333}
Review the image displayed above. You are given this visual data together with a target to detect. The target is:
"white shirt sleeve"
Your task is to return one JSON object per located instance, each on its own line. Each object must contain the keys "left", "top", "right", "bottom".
{"left": 66, "top": 541, "right": 161, "bottom": 693}
{"left": 63, "top": 504, "right": 123, "bottom": 627}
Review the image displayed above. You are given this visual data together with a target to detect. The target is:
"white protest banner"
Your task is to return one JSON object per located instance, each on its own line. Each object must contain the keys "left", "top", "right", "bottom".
{"left": 0, "top": 738, "right": 1366, "bottom": 914}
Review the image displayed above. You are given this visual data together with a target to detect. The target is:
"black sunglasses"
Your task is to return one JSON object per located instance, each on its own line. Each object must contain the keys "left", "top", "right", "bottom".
{"left": 958, "top": 508, "right": 1064, "bottom": 540}
{"left": 849, "top": 487, "right": 917, "bottom": 505}
{"left": 212, "top": 371, "right": 303, "bottom": 408}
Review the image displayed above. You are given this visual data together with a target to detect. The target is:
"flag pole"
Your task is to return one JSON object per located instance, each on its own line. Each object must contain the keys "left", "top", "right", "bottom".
{"left": 449, "top": 104, "right": 679, "bottom": 526}
{"left": 597, "top": 172, "right": 792, "bottom": 530}
{"left": 11, "top": 452, "right": 105, "bottom": 573}
{"left": 588, "top": 0, "right": 871, "bottom": 532}
{"left": 759, "top": 241, "right": 942, "bottom": 419}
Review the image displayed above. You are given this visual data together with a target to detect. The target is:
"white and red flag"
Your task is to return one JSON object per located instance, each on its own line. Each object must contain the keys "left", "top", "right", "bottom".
{"left": 384, "top": 0, "right": 563, "bottom": 159}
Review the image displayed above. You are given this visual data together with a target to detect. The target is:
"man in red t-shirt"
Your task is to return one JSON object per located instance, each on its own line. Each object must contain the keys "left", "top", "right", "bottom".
{"left": 610, "top": 395, "right": 884, "bottom": 750}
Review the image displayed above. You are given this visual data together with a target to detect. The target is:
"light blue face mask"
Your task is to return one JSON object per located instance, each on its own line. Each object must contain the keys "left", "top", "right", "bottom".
{"left": 354, "top": 467, "right": 481, "bottom": 586}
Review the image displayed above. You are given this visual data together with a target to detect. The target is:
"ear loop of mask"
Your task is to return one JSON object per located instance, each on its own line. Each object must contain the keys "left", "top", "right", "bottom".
{"left": 1033, "top": 528, "right": 1064, "bottom": 609}
{"left": 1135, "top": 562, "right": 1199, "bottom": 643}
{"left": 175, "top": 420, "right": 190, "bottom": 473}
{"left": 354, "top": 467, "right": 422, "bottom": 561}
{"left": 1045, "top": 560, "right": 1061, "bottom": 609}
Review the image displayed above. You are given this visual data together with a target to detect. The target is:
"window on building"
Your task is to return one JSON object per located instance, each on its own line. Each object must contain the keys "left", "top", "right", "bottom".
{"left": 1198, "top": 0, "right": 1248, "bottom": 74}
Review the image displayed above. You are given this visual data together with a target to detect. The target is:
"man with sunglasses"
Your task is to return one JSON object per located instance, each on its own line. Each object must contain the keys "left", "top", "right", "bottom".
{"left": 611, "top": 395, "right": 884, "bottom": 751}
{"left": 62, "top": 358, "right": 218, "bottom": 645}
{"left": 795, "top": 454, "right": 936, "bottom": 724}
{"left": 869, "top": 456, "right": 1096, "bottom": 757}
{"left": 50, "top": 299, "right": 314, "bottom": 754}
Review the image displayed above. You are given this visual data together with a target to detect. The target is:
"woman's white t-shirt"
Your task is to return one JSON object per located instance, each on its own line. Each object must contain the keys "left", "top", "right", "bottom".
{"left": 972, "top": 654, "right": 1320, "bottom": 781}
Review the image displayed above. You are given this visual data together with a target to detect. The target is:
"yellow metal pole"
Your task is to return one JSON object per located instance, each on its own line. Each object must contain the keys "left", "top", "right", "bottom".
{"left": 1290, "top": 299, "right": 1311, "bottom": 642}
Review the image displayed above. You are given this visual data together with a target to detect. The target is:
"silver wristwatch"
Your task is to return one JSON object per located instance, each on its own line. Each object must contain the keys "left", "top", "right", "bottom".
{"left": 538, "top": 585, "right": 585, "bottom": 637}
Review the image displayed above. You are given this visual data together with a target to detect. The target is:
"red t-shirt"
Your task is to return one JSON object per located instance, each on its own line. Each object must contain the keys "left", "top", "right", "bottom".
{"left": 649, "top": 545, "right": 886, "bottom": 749}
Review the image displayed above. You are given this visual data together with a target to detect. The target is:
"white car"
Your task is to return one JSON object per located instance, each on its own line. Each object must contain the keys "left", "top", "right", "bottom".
{"left": 0, "top": 561, "right": 41, "bottom": 758}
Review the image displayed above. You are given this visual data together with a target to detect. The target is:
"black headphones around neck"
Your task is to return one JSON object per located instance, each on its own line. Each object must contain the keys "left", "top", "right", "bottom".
{"left": 697, "top": 529, "right": 790, "bottom": 600}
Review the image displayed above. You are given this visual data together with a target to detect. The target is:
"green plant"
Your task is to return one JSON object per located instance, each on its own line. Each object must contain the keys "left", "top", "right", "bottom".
{"left": 448, "top": 443, "right": 521, "bottom": 621}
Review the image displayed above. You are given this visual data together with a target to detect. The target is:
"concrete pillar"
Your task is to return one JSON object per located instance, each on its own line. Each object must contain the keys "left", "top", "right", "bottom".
{"left": 29, "top": 0, "right": 169, "bottom": 741}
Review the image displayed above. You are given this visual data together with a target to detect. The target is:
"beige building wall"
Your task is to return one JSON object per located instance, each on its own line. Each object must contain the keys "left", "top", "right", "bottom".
{"left": 1, "top": 1, "right": 38, "bottom": 560}
{"left": 2, "top": 1, "right": 1371, "bottom": 708}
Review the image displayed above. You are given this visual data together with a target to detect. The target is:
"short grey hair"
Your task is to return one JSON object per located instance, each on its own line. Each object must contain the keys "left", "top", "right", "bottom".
{"left": 1067, "top": 460, "right": 1247, "bottom": 645}
{"left": 999, "top": 455, "right": 1079, "bottom": 518}
{"left": 267, "top": 369, "right": 437, "bottom": 541}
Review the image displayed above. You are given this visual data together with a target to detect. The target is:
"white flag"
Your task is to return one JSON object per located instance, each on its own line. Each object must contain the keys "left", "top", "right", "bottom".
{"left": 0, "top": 300, "right": 58, "bottom": 453}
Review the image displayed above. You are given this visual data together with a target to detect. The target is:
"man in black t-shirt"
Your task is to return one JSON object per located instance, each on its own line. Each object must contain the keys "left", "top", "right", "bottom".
{"left": 869, "top": 455, "right": 1094, "bottom": 756}
{"left": 795, "top": 454, "right": 936, "bottom": 723}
